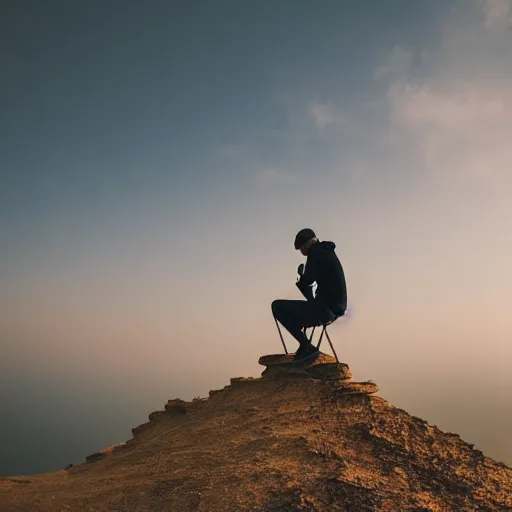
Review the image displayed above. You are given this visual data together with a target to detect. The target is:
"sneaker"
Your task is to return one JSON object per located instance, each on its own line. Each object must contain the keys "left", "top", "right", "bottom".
{"left": 293, "top": 344, "right": 309, "bottom": 361}
{"left": 293, "top": 344, "right": 319, "bottom": 362}
{"left": 306, "top": 344, "right": 320, "bottom": 358}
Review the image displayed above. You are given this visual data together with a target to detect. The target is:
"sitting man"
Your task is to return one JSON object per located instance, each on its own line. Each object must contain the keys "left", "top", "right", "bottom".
{"left": 271, "top": 228, "right": 347, "bottom": 361}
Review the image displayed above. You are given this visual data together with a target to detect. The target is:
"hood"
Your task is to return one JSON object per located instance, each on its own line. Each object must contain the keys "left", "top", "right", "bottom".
{"left": 309, "top": 240, "right": 336, "bottom": 254}
{"left": 319, "top": 241, "right": 336, "bottom": 250}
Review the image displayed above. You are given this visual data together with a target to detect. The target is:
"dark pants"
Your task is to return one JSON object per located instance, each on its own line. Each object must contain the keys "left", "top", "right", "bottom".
{"left": 271, "top": 299, "right": 337, "bottom": 350}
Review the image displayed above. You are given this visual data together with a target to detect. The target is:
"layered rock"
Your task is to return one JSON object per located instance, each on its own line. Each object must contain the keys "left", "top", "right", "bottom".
{"left": 1, "top": 369, "right": 510, "bottom": 511}
{"left": 260, "top": 354, "right": 377, "bottom": 395}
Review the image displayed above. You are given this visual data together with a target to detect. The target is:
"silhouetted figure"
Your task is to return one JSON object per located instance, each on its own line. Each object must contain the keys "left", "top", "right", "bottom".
{"left": 271, "top": 229, "right": 347, "bottom": 361}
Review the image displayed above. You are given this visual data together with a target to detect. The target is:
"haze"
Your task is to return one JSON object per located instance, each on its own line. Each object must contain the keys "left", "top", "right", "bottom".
{"left": 1, "top": 0, "right": 511, "bottom": 476}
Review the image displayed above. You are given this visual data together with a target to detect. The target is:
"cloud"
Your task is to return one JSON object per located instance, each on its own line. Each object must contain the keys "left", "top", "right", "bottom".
{"left": 310, "top": 101, "right": 336, "bottom": 129}
{"left": 309, "top": 100, "right": 356, "bottom": 137}
{"left": 483, "top": 0, "right": 512, "bottom": 27}
{"left": 379, "top": 0, "right": 512, "bottom": 185}
{"left": 374, "top": 46, "right": 413, "bottom": 81}
{"left": 256, "top": 168, "right": 294, "bottom": 186}
{"left": 215, "top": 143, "right": 250, "bottom": 161}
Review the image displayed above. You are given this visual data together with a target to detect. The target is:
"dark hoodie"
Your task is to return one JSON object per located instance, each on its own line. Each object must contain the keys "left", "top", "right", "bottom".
{"left": 297, "top": 241, "right": 347, "bottom": 316}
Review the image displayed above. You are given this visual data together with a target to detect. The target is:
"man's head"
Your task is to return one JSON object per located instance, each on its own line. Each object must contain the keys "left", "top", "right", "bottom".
{"left": 294, "top": 228, "right": 318, "bottom": 255}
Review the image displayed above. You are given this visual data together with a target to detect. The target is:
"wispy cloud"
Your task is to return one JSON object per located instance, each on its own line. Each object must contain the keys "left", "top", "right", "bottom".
{"left": 378, "top": 0, "right": 512, "bottom": 184}
{"left": 310, "top": 101, "right": 336, "bottom": 129}
{"left": 256, "top": 168, "right": 295, "bottom": 186}
{"left": 374, "top": 46, "right": 413, "bottom": 81}
{"left": 484, "top": 0, "right": 512, "bottom": 27}
{"left": 215, "top": 143, "right": 251, "bottom": 161}
{"left": 309, "top": 100, "right": 354, "bottom": 134}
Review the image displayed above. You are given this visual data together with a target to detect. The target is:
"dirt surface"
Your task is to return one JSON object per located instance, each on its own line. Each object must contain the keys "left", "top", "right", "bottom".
{"left": 1, "top": 368, "right": 511, "bottom": 511}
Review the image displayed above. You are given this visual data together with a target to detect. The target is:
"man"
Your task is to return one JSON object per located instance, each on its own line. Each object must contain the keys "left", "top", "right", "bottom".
{"left": 271, "top": 228, "right": 347, "bottom": 361}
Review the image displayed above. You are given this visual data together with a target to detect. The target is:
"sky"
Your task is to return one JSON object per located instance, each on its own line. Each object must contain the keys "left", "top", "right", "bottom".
{"left": 1, "top": 0, "right": 512, "bottom": 476}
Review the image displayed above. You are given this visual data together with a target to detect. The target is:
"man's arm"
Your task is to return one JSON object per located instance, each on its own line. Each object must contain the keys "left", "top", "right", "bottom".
{"left": 296, "top": 280, "right": 314, "bottom": 301}
{"left": 297, "top": 257, "right": 316, "bottom": 287}
{"left": 296, "top": 256, "right": 317, "bottom": 300}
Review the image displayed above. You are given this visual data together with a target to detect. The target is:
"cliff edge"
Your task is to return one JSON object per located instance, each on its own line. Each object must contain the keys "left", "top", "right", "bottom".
{"left": 1, "top": 365, "right": 511, "bottom": 511}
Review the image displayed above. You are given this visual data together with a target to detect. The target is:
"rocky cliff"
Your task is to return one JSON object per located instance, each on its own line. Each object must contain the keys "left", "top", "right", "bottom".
{"left": 1, "top": 363, "right": 511, "bottom": 511}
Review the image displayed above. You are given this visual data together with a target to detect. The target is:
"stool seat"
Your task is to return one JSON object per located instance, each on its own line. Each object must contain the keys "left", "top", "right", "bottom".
{"left": 302, "top": 313, "right": 344, "bottom": 363}
{"left": 273, "top": 308, "right": 345, "bottom": 362}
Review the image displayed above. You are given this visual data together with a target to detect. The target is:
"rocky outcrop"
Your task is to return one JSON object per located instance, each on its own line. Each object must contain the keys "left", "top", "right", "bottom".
{"left": 1, "top": 367, "right": 510, "bottom": 511}
{"left": 261, "top": 361, "right": 353, "bottom": 381}
{"left": 85, "top": 442, "right": 126, "bottom": 463}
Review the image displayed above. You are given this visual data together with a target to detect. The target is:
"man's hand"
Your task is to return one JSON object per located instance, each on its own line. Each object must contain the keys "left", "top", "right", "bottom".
{"left": 296, "top": 280, "right": 314, "bottom": 301}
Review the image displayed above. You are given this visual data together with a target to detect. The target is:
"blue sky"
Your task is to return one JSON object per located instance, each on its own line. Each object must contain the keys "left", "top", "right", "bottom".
{"left": 2, "top": 0, "right": 512, "bottom": 475}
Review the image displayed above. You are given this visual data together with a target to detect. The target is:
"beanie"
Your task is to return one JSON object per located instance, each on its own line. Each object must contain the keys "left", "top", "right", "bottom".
{"left": 294, "top": 228, "right": 316, "bottom": 250}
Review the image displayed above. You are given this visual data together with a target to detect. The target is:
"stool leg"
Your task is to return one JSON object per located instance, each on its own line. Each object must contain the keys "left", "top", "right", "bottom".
{"left": 308, "top": 326, "right": 316, "bottom": 343}
{"left": 274, "top": 316, "right": 288, "bottom": 354}
{"left": 324, "top": 328, "right": 339, "bottom": 363}
{"left": 316, "top": 326, "right": 326, "bottom": 351}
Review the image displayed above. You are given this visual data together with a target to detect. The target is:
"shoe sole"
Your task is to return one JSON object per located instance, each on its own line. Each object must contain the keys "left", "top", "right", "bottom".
{"left": 290, "top": 350, "right": 320, "bottom": 366}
